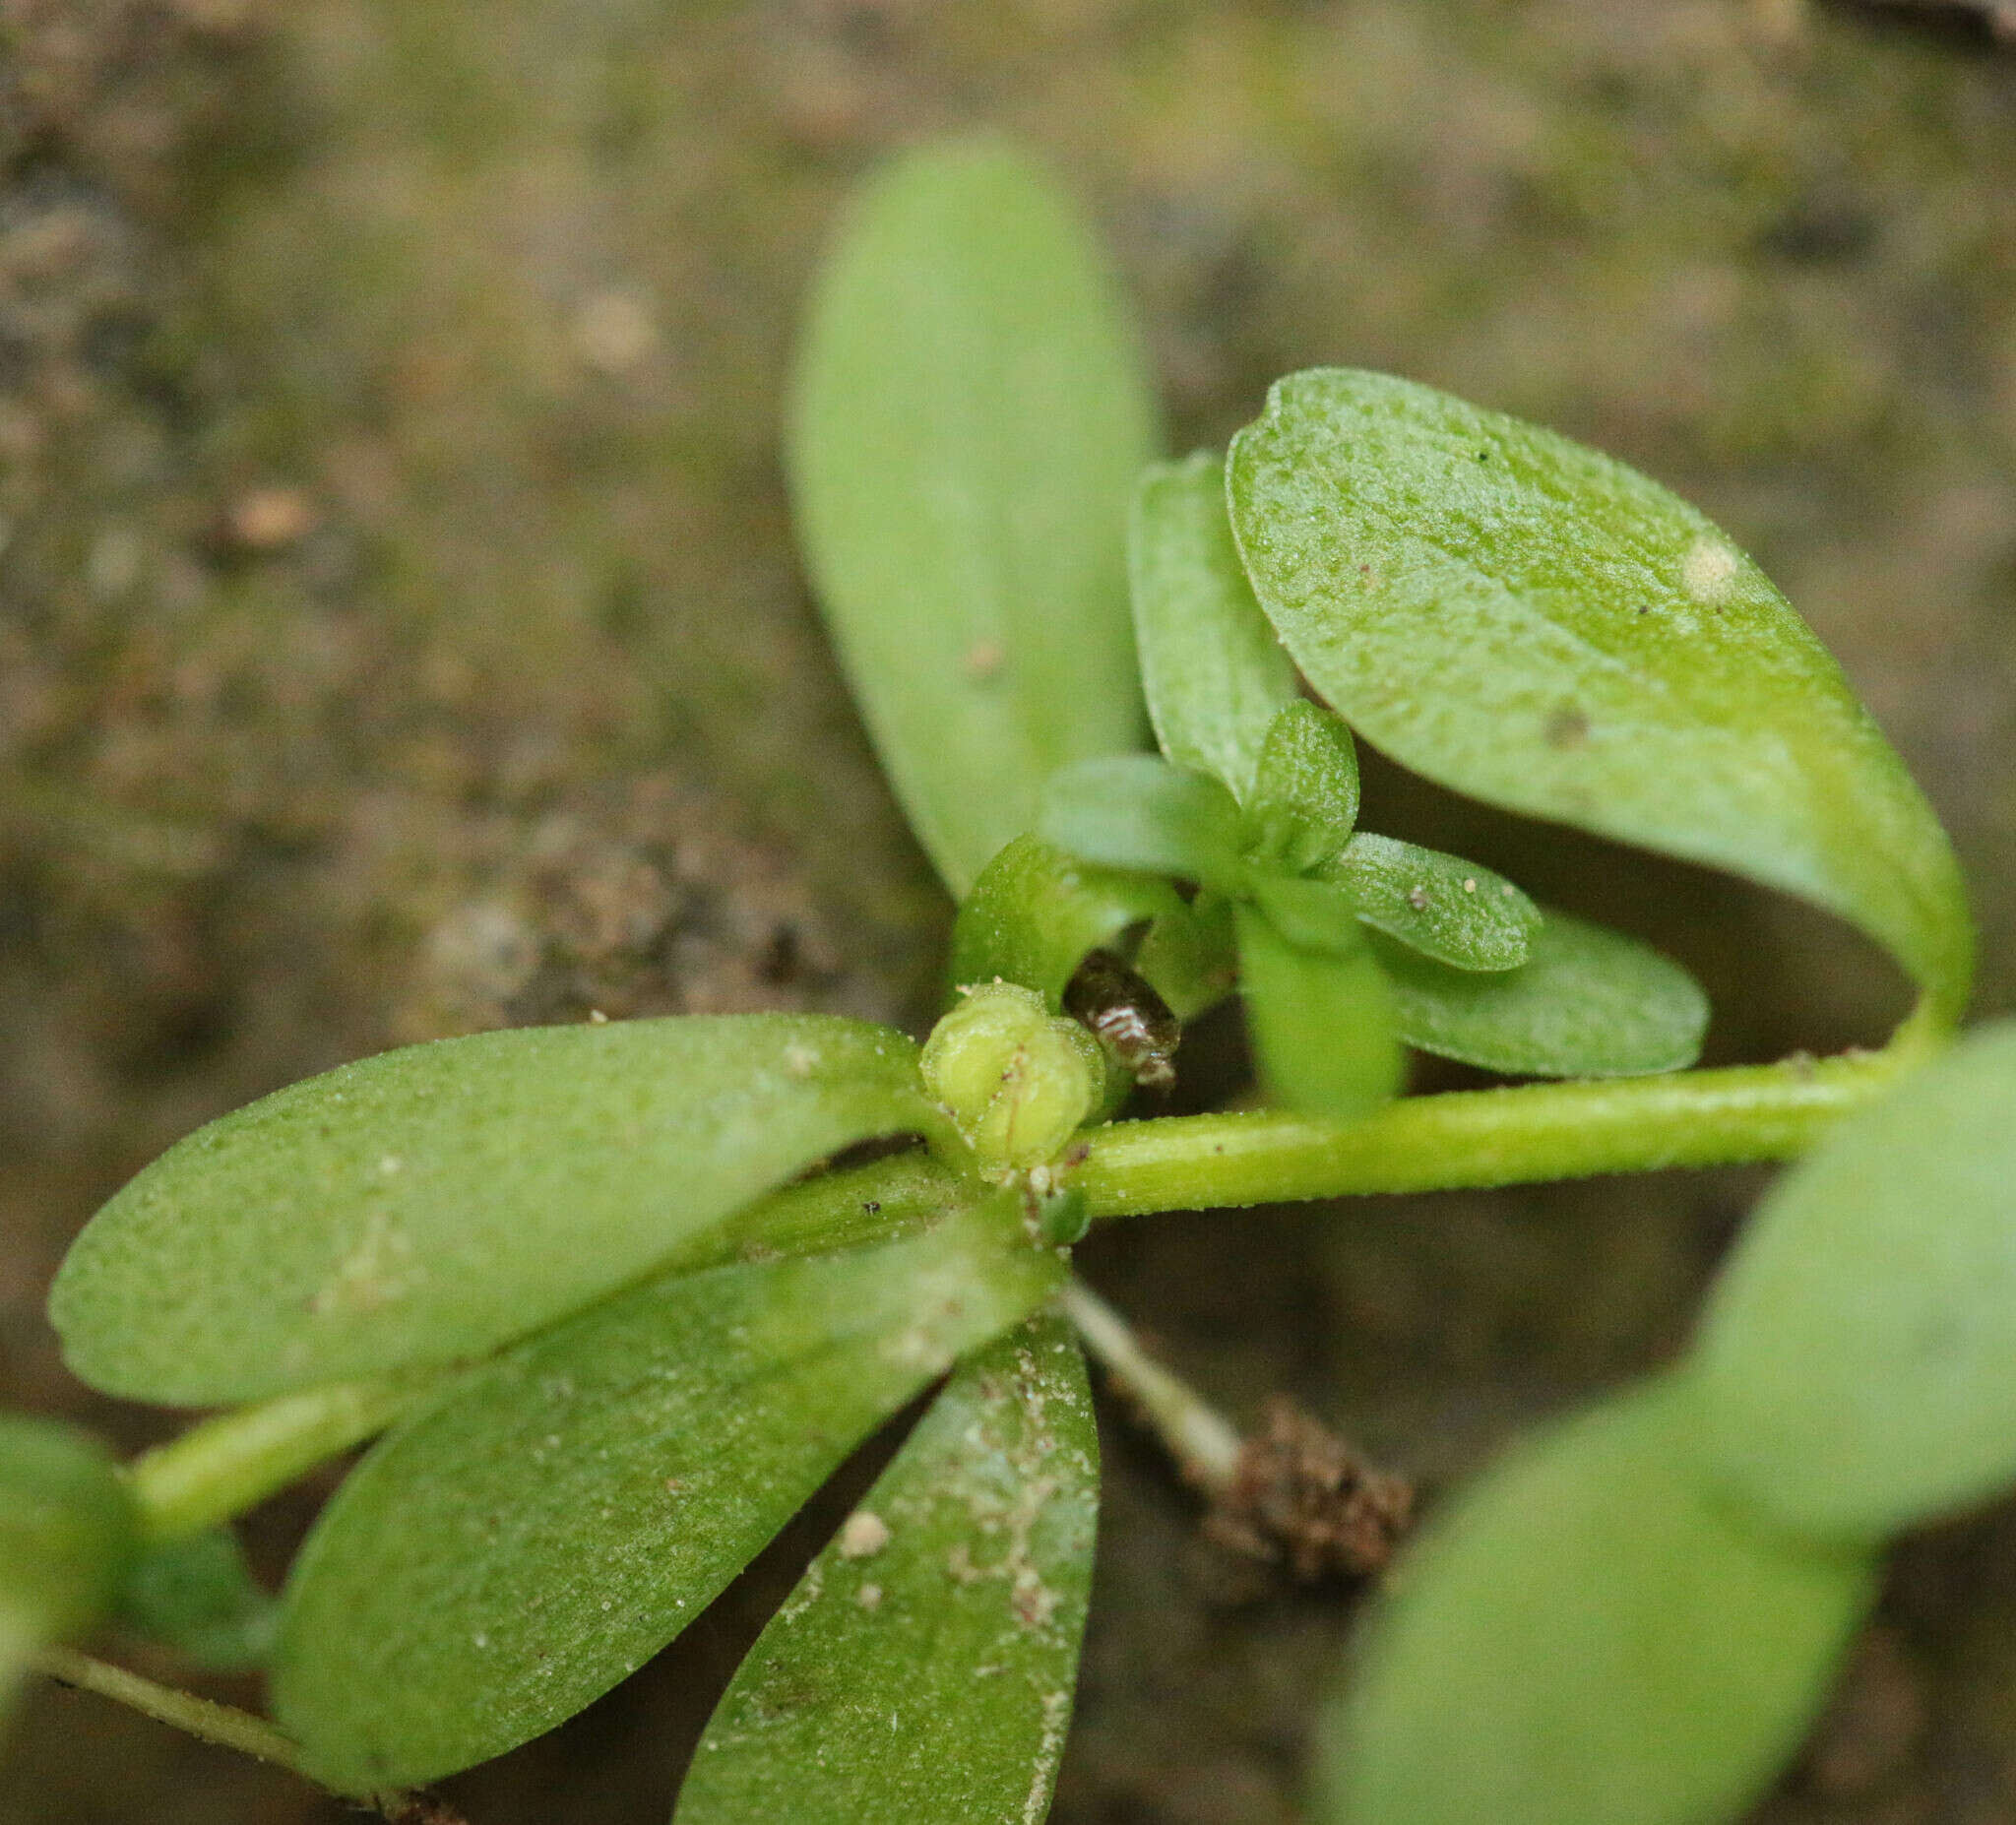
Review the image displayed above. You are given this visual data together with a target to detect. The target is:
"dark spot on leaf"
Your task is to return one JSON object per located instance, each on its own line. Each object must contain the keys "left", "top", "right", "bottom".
{"left": 1544, "top": 705, "right": 1592, "bottom": 749}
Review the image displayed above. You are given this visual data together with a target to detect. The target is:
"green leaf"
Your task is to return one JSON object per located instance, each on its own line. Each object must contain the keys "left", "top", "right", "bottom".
{"left": 1228, "top": 369, "right": 1973, "bottom": 1027}
{"left": 1376, "top": 910, "right": 1706, "bottom": 1078}
{"left": 790, "top": 135, "right": 1162, "bottom": 897}
{"left": 1132, "top": 887, "right": 1238, "bottom": 1022}
{"left": 274, "top": 1196, "right": 1065, "bottom": 1794}
{"left": 1039, "top": 756, "right": 1242, "bottom": 891}
{"left": 1320, "top": 834, "right": 1538, "bottom": 972}
{"left": 674, "top": 1313, "right": 1097, "bottom": 1825}
{"left": 52, "top": 1015, "right": 947, "bottom": 1405}
{"left": 1245, "top": 873, "right": 1362, "bottom": 956}
{"left": 947, "top": 833, "right": 1188, "bottom": 1014}
{"left": 1235, "top": 904, "right": 1401, "bottom": 1121}
{"left": 117, "top": 1528, "right": 279, "bottom": 1673}
{"left": 1694, "top": 1019, "right": 2016, "bottom": 1541}
{"left": 1316, "top": 1378, "right": 1876, "bottom": 1825}
{"left": 1, "top": 1416, "right": 138, "bottom": 1726}
{"left": 669, "top": 1152, "right": 975, "bottom": 1278}
{"left": 1130, "top": 452, "right": 1300, "bottom": 801}
{"left": 1242, "top": 702, "right": 1360, "bottom": 873}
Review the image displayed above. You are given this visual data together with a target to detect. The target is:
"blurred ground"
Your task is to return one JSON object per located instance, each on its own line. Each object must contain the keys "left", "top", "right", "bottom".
{"left": 2, "top": 1, "right": 2014, "bottom": 1820}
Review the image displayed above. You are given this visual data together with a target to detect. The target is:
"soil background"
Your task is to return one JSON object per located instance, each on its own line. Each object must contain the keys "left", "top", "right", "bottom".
{"left": 4, "top": 2, "right": 2015, "bottom": 1820}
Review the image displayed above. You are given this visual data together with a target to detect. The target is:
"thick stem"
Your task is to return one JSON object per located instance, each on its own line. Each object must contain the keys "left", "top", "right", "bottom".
{"left": 1062, "top": 1278, "right": 1242, "bottom": 1494}
{"left": 1074, "top": 1041, "right": 1922, "bottom": 1220}
{"left": 126, "top": 1373, "right": 429, "bottom": 1542}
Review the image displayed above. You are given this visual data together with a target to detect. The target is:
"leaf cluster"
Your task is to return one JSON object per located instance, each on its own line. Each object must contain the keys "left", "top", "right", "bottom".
{"left": 2, "top": 131, "right": 2000, "bottom": 1825}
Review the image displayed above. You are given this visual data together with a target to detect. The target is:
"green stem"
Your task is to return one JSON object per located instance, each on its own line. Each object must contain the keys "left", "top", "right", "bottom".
{"left": 126, "top": 1373, "right": 429, "bottom": 1542}
{"left": 1076, "top": 1040, "right": 1925, "bottom": 1219}
{"left": 34, "top": 1644, "right": 305, "bottom": 1768}
{"left": 1062, "top": 1278, "right": 1241, "bottom": 1494}
{"left": 32, "top": 1647, "right": 446, "bottom": 1819}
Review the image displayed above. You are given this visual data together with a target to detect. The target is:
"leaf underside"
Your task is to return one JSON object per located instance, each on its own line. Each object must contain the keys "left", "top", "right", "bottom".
{"left": 790, "top": 136, "right": 1161, "bottom": 898}
{"left": 51, "top": 1015, "right": 940, "bottom": 1405}
{"left": 275, "top": 1197, "right": 1064, "bottom": 1794}
{"left": 1228, "top": 368, "right": 1972, "bottom": 1026}
{"left": 675, "top": 1313, "right": 1098, "bottom": 1825}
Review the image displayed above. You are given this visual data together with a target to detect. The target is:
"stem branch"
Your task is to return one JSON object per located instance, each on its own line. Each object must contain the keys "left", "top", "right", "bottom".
{"left": 126, "top": 1372, "right": 428, "bottom": 1542}
{"left": 1062, "top": 1278, "right": 1241, "bottom": 1494}
{"left": 32, "top": 1648, "right": 451, "bottom": 1820}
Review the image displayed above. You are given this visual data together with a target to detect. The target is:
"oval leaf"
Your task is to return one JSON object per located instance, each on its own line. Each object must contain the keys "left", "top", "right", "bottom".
{"left": 1321, "top": 833, "right": 1538, "bottom": 972}
{"left": 1040, "top": 756, "right": 1242, "bottom": 890}
{"left": 947, "top": 833, "right": 1188, "bottom": 1015}
{"left": 1236, "top": 904, "right": 1401, "bottom": 1121}
{"left": 791, "top": 136, "right": 1161, "bottom": 897}
{"left": 1228, "top": 369, "right": 1972, "bottom": 1026}
{"left": 52, "top": 1015, "right": 944, "bottom": 1404}
{"left": 674, "top": 1313, "right": 1097, "bottom": 1825}
{"left": 1242, "top": 702, "right": 1360, "bottom": 874}
{"left": 1695, "top": 1019, "right": 2016, "bottom": 1540}
{"left": 274, "top": 1196, "right": 1064, "bottom": 1793}
{"left": 1130, "top": 452, "right": 1300, "bottom": 801}
{"left": 1, "top": 1416, "right": 138, "bottom": 1727}
{"left": 1376, "top": 910, "right": 1706, "bottom": 1078}
{"left": 1317, "top": 1378, "right": 1875, "bottom": 1825}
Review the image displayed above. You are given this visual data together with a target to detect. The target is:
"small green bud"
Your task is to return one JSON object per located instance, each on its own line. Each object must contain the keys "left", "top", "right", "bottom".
{"left": 921, "top": 982, "right": 1105, "bottom": 1170}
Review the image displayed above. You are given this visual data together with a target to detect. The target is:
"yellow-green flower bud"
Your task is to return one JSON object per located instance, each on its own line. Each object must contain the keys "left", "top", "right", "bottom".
{"left": 921, "top": 982, "right": 1106, "bottom": 1171}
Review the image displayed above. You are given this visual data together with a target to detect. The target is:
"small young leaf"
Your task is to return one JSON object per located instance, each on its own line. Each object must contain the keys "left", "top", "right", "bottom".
{"left": 1320, "top": 833, "right": 1538, "bottom": 972}
{"left": 790, "top": 136, "right": 1161, "bottom": 897}
{"left": 1695, "top": 1019, "right": 2016, "bottom": 1541}
{"left": 118, "top": 1527, "right": 279, "bottom": 1673}
{"left": 1318, "top": 1378, "right": 1875, "bottom": 1825}
{"left": 1130, "top": 452, "right": 1300, "bottom": 801}
{"left": 1245, "top": 873, "right": 1363, "bottom": 957}
{"left": 674, "top": 1313, "right": 1098, "bottom": 1825}
{"left": 1242, "top": 702, "right": 1360, "bottom": 873}
{"left": 1235, "top": 904, "right": 1401, "bottom": 1120}
{"left": 1376, "top": 911, "right": 1706, "bottom": 1077}
{"left": 1, "top": 1416, "right": 138, "bottom": 1726}
{"left": 947, "top": 833, "right": 1188, "bottom": 1014}
{"left": 274, "top": 1196, "right": 1064, "bottom": 1794}
{"left": 1039, "top": 756, "right": 1242, "bottom": 891}
{"left": 52, "top": 1015, "right": 947, "bottom": 1405}
{"left": 1228, "top": 369, "right": 1973, "bottom": 1026}
{"left": 1132, "top": 887, "right": 1238, "bottom": 1022}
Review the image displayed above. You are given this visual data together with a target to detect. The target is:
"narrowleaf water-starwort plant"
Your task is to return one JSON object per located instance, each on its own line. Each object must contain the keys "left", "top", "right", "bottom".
{"left": 5, "top": 131, "right": 2014, "bottom": 1825}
